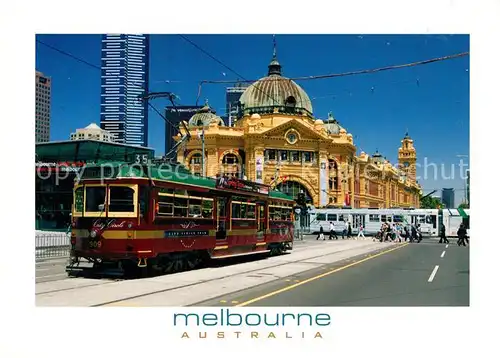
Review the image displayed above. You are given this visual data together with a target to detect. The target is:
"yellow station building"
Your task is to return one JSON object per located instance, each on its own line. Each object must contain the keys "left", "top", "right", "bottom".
{"left": 175, "top": 51, "right": 421, "bottom": 209}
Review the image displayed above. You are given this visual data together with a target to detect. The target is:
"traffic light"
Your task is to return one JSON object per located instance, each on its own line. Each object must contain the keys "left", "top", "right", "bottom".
{"left": 297, "top": 192, "right": 306, "bottom": 207}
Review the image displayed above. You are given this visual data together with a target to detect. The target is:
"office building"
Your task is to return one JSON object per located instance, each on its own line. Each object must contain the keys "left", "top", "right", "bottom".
{"left": 442, "top": 188, "right": 455, "bottom": 208}
{"left": 70, "top": 123, "right": 116, "bottom": 142}
{"left": 225, "top": 83, "right": 250, "bottom": 126}
{"left": 36, "top": 71, "right": 51, "bottom": 142}
{"left": 164, "top": 105, "right": 203, "bottom": 155}
{"left": 100, "top": 34, "right": 150, "bottom": 146}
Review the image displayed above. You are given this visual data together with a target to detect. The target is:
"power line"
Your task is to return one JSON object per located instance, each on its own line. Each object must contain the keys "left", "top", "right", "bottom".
{"left": 36, "top": 40, "right": 101, "bottom": 70}
{"left": 36, "top": 40, "right": 181, "bottom": 140}
{"left": 198, "top": 52, "right": 469, "bottom": 84}
{"left": 178, "top": 34, "right": 281, "bottom": 107}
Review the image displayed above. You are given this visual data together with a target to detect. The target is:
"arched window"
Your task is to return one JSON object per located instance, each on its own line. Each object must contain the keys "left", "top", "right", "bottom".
{"left": 221, "top": 153, "right": 241, "bottom": 177}
{"left": 285, "top": 96, "right": 296, "bottom": 107}
{"left": 189, "top": 153, "right": 203, "bottom": 176}
{"left": 276, "top": 181, "right": 312, "bottom": 203}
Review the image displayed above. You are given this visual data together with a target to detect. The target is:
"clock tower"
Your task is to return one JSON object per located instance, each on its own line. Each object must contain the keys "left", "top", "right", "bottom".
{"left": 398, "top": 132, "right": 417, "bottom": 184}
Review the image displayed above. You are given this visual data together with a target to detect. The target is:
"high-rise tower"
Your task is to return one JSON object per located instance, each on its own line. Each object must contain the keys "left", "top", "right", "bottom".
{"left": 100, "top": 34, "right": 150, "bottom": 146}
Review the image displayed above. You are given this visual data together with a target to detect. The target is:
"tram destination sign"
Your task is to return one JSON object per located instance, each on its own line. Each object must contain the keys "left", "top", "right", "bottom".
{"left": 216, "top": 177, "right": 270, "bottom": 195}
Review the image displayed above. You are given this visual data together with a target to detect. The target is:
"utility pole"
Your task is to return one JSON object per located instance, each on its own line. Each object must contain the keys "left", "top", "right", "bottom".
{"left": 201, "top": 126, "right": 206, "bottom": 177}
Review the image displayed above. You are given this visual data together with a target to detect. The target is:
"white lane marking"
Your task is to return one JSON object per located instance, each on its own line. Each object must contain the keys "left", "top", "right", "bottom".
{"left": 446, "top": 244, "right": 449, "bottom": 249}
{"left": 36, "top": 268, "right": 52, "bottom": 272}
{"left": 36, "top": 273, "right": 67, "bottom": 279}
{"left": 441, "top": 251, "right": 446, "bottom": 258}
{"left": 428, "top": 265, "right": 439, "bottom": 282}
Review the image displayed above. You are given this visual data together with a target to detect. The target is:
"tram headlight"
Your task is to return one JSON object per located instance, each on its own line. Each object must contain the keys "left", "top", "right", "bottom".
{"left": 90, "top": 230, "right": 97, "bottom": 238}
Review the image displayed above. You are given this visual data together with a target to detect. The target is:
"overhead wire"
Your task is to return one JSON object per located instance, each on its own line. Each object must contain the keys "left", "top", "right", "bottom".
{"left": 36, "top": 39, "right": 182, "bottom": 133}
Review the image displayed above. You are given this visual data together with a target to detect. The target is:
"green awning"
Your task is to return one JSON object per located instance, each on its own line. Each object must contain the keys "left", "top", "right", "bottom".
{"left": 457, "top": 207, "right": 469, "bottom": 218}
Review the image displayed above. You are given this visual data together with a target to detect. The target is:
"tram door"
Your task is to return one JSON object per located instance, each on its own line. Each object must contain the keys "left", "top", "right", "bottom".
{"left": 256, "top": 203, "right": 266, "bottom": 241}
{"left": 352, "top": 214, "right": 365, "bottom": 232}
{"left": 216, "top": 198, "right": 227, "bottom": 241}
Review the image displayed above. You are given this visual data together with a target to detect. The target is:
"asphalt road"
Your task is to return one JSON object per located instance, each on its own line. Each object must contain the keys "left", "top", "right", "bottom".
{"left": 196, "top": 238, "right": 469, "bottom": 306}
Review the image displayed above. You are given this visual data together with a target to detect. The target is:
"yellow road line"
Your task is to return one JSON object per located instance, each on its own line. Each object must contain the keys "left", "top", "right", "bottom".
{"left": 235, "top": 243, "right": 410, "bottom": 307}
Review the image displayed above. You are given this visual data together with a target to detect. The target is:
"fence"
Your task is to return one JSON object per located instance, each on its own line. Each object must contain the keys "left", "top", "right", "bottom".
{"left": 35, "top": 231, "right": 70, "bottom": 260}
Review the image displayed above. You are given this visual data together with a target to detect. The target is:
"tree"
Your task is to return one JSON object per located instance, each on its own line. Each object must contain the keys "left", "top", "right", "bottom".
{"left": 420, "top": 195, "right": 444, "bottom": 209}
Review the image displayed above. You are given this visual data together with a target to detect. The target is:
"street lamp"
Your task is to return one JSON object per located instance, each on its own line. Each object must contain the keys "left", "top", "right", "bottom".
{"left": 457, "top": 154, "right": 469, "bottom": 207}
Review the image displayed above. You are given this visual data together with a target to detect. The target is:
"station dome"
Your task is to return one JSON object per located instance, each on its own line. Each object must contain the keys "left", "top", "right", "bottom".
{"left": 188, "top": 101, "right": 225, "bottom": 127}
{"left": 324, "top": 112, "right": 345, "bottom": 135}
{"left": 239, "top": 49, "right": 313, "bottom": 117}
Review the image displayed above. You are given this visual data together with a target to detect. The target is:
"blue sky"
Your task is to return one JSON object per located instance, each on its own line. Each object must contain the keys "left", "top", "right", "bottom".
{"left": 35, "top": 34, "right": 469, "bottom": 202}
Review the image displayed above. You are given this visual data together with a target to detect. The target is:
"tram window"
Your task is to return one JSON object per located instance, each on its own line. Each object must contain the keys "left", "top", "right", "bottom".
{"left": 139, "top": 187, "right": 147, "bottom": 216}
{"left": 247, "top": 205, "right": 256, "bottom": 219}
{"left": 281, "top": 208, "right": 290, "bottom": 221}
{"left": 338, "top": 214, "right": 344, "bottom": 221}
{"left": 425, "top": 216, "right": 433, "bottom": 224}
{"left": 85, "top": 186, "right": 106, "bottom": 212}
{"left": 174, "top": 196, "right": 188, "bottom": 217}
{"left": 240, "top": 203, "right": 247, "bottom": 218}
{"left": 108, "top": 186, "right": 135, "bottom": 212}
{"left": 327, "top": 214, "right": 337, "bottom": 221}
{"left": 74, "top": 187, "right": 84, "bottom": 213}
{"left": 369, "top": 214, "right": 380, "bottom": 222}
{"left": 188, "top": 198, "right": 202, "bottom": 218}
{"left": 316, "top": 213, "right": 326, "bottom": 221}
{"left": 232, "top": 203, "right": 240, "bottom": 219}
{"left": 387, "top": 216, "right": 392, "bottom": 222}
{"left": 202, "top": 200, "right": 213, "bottom": 218}
{"left": 419, "top": 215, "right": 426, "bottom": 223}
{"left": 393, "top": 215, "right": 404, "bottom": 223}
{"left": 381, "top": 215, "right": 387, "bottom": 222}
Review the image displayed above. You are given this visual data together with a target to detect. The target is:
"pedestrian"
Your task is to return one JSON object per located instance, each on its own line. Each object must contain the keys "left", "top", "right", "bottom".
{"left": 457, "top": 224, "right": 469, "bottom": 246}
{"left": 316, "top": 226, "right": 324, "bottom": 240}
{"left": 329, "top": 221, "right": 338, "bottom": 240}
{"left": 347, "top": 222, "right": 352, "bottom": 239}
{"left": 404, "top": 225, "right": 409, "bottom": 242}
{"left": 357, "top": 224, "right": 365, "bottom": 239}
{"left": 439, "top": 223, "right": 449, "bottom": 244}
{"left": 410, "top": 225, "right": 417, "bottom": 243}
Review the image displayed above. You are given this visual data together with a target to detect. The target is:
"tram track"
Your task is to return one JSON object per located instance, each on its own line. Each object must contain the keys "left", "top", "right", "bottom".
{"left": 90, "top": 242, "right": 396, "bottom": 307}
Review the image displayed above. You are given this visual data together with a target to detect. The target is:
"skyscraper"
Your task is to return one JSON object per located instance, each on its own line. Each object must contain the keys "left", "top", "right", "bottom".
{"left": 442, "top": 188, "right": 455, "bottom": 208}
{"left": 164, "top": 105, "right": 203, "bottom": 155}
{"left": 36, "top": 71, "right": 51, "bottom": 142}
{"left": 100, "top": 34, "right": 150, "bottom": 146}
{"left": 225, "top": 83, "right": 250, "bottom": 126}
{"left": 466, "top": 170, "right": 470, "bottom": 206}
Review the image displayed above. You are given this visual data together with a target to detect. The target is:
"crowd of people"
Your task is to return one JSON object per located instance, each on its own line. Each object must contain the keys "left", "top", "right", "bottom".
{"left": 315, "top": 221, "right": 470, "bottom": 246}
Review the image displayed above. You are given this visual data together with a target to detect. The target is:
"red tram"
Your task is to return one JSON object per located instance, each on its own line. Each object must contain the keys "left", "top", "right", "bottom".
{"left": 67, "top": 162, "right": 295, "bottom": 276}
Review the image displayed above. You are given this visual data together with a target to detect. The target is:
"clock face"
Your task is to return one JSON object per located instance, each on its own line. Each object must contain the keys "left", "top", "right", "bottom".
{"left": 404, "top": 162, "right": 409, "bottom": 167}
{"left": 286, "top": 132, "right": 298, "bottom": 144}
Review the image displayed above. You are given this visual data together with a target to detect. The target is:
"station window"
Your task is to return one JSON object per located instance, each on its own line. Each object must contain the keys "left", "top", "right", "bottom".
{"left": 280, "top": 151, "right": 288, "bottom": 161}
{"left": 291, "top": 151, "right": 300, "bottom": 162}
{"left": 304, "top": 152, "right": 312, "bottom": 162}
{"left": 267, "top": 150, "right": 276, "bottom": 161}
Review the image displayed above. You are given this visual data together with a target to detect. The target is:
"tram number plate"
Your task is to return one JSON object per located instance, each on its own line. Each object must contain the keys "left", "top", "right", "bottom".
{"left": 88, "top": 239, "right": 101, "bottom": 249}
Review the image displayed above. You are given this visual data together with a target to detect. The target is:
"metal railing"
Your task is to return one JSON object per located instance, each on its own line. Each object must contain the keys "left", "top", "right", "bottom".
{"left": 35, "top": 231, "right": 70, "bottom": 259}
